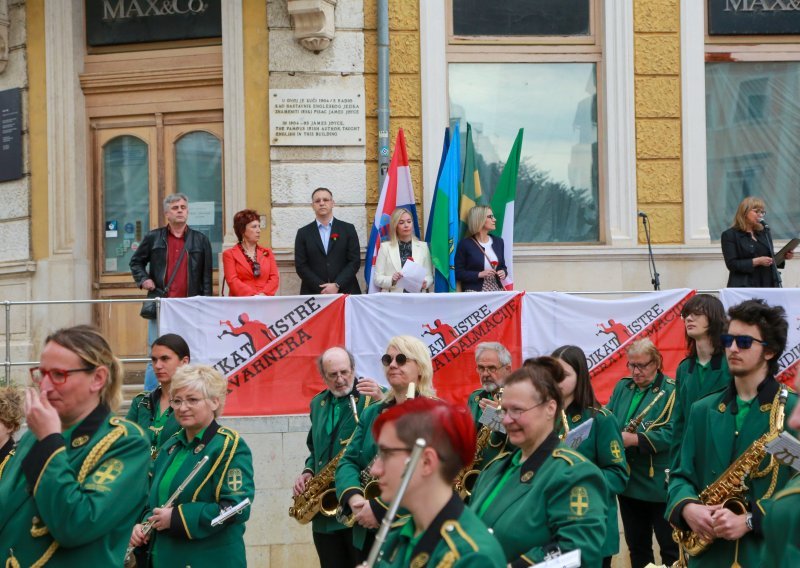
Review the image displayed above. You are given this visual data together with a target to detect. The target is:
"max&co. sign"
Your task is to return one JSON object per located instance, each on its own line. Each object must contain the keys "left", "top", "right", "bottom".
{"left": 85, "top": 0, "right": 221, "bottom": 47}
{"left": 708, "top": 0, "right": 800, "bottom": 35}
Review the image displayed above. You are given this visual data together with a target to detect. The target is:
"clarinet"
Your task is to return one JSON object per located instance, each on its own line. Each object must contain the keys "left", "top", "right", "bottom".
{"left": 363, "top": 438, "right": 427, "bottom": 568}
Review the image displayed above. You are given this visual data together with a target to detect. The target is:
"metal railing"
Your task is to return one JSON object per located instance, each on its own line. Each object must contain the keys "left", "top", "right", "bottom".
{"left": 2, "top": 297, "right": 157, "bottom": 385}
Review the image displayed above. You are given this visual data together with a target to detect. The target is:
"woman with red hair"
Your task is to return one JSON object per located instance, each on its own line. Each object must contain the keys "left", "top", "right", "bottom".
{"left": 367, "top": 397, "right": 504, "bottom": 567}
{"left": 222, "top": 209, "right": 279, "bottom": 296}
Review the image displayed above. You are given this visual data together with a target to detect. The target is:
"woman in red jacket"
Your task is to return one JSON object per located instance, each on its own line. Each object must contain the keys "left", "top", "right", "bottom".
{"left": 222, "top": 209, "right": 279, "bottom": 296}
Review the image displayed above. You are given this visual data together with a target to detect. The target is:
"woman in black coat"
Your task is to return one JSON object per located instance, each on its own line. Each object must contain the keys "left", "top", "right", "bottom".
{"left": 720, "top": 196, "right": 793, "bottom": 287}
{"left": 455, "top": 205, "right": 508, "bottom": 292}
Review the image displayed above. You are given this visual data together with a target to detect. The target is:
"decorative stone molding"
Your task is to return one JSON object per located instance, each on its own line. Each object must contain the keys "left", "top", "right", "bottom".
{"left": 287, "top": 0, "right": 337, "bottom": 53}
{"left": 0, "top": 0, "right": 8, "bottom": 74}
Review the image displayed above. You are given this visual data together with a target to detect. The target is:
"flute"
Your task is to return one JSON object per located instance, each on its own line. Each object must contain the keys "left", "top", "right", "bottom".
{"left": 363, "top": 438, "right": 427, "bottom": 568}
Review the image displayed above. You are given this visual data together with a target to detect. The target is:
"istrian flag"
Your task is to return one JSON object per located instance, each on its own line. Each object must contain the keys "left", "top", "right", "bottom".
{"left": 459, "top": 123, "right": 483, "bottom": 239}
{"left": 430, "top": 126, "right": 461, "bottom": 293}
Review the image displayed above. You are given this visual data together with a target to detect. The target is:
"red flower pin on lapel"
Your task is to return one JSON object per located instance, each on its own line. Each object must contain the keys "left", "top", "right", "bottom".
{"left": 331, "top": 233, "right": 340, "bottom": 241}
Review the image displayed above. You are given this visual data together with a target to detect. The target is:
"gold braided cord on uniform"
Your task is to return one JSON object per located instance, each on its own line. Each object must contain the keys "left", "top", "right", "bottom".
{"left": 751, "top": 393, "right": 783, "bottom": 483}
{"left": 214, "top": 429, "right": 241, "bottom": 501}
{"left": 192, "top": 432, "right": 229, "bottom": 501}
{"left": 27, "top": 421, "right": 126, "bottom": 568}
{"left": 644, "top": 390, "right": 676, "bottom": 431}
{"left": 0, "top": 448, "right": 14, "bottom": 479}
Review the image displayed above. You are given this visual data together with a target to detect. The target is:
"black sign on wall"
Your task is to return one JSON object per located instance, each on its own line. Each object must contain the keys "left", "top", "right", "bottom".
{"left": 453, "top": 0, "right": 591, "bottom": 37}
{"left": 0, "top": 88, "right": 23, "bottom": 183}
{"left": 86, "top": 0, "right": 222, "bottom": 47}
{"left": 708, "top": 0, "right": 800, "bottom": 36}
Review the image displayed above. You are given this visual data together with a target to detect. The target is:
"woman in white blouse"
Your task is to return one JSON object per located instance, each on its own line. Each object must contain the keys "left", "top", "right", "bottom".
{"left": 373, "top": 207, "right": 433, "bottom": 293}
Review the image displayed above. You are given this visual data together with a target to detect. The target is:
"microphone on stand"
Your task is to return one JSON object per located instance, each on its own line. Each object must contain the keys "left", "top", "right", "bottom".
{"left": 759, "top": 218, "right": 770, "bottom": 231}
{"left": 638, "top": 210, "right": 660, "bottom": 290}
{"left": 638, "top": 211, "right": 648, "bottom": 219}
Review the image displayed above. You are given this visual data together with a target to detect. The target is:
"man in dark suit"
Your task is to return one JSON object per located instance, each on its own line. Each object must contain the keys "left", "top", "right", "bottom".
{"left": 294, "top": 188, "right": 362, "bottom": 295}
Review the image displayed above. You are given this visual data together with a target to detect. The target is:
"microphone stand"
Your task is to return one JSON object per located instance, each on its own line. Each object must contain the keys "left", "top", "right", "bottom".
{"left": 762, "top": 221, "right": 783, "bottom": 288}
{"left": 641, "top": 214, "right": 660, "bottom": 291}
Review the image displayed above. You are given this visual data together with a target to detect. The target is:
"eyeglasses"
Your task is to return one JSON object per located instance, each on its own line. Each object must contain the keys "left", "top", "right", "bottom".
{"left": 381, "top": 353, "right": 410, "bottom": 366}
{"left": 753, "top": 208, "right": 766, "bottom": 215}
{"left": 252, "top": 261, "right": 261, "bottom": 278}
{"left": 376, "top": 445, "right": 412, "bottom": 461}
{"left": 326, "top": 369, "right": 352, "bottom": 380}
{"left": 497, "top": 400, "right": 547, "bottom": 421}
{"left": 486, "top": 215, "right": 495, "bottom": 220}
{"left": 170, "top": 397, "right": 206, "bottom": 409}
{"left": 720, "top": 334, "right": 768, "bottom": 350}
{"left": 30, "top": 366, "right": 95, "bottom": 385}
{"left": 627, "top": 360, "right": 655, "bottom": 372}
{"left": 477, "top": 365, "right": 499, "bottom": 374}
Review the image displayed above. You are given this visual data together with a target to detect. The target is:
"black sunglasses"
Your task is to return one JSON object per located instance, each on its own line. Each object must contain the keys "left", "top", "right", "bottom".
{"left": 381, "top": 353, "right": 408, "bottom": 366}
{"left": 253, "top": 261, "right": 261, "bottom": 278}
{"left": 720, "top": 334, "right": 768, "bottom": 350}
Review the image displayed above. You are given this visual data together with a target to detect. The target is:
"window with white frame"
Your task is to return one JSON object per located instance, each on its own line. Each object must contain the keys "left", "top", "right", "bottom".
{"left": 705, "top": 2, "right": 800, "bottom": 241}
{"left": 447, "top": 0, "right": 602, "bottom": 243}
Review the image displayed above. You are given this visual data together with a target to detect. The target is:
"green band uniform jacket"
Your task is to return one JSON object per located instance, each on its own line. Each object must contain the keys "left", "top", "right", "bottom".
{"left": 762, "top": 473, "right": 800, "bottom": 568}
{"left": 557, "top": 404, "right": 628, "bottom": 558}
{"left": 667, "top": 376, "right": 798, "bottom": 568}
{"left": 669, "top": 354, "right": 729, "bottom": 469}
{"left": 140, "top": 420, "right": 254, "bottom": 568}
{"left": 336, "top": 400, "right": 408, "bottom": 550}
{"left": 0, "top": 404, "right": 150, "bottom": 567}
{"left": 467, "top": 388, "right": 510, "bottom": 469}
{"left": 303, "top": 386, "right": 375, "bottom": 534}
{"left": 126, "top": 386, "right": 181, "bottom": 461}
{"left": 376, "top": 492, "right": 505, "bottom": 568}
{"left": 605, "top": 371, "right": 676, "bottom": 501}
{"left": 469, "top": 431, "right": 608, "bottom": 567}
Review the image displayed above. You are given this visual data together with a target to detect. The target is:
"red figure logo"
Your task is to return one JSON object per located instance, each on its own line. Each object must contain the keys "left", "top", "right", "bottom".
{"left": 218, "top": 313, "right": 276, "bottom": 353}
{"left": 596, "top": 319, "right": 632, "bottom": 344}
{"left": 422, "top": 319, "right": 459, "bottom": 345}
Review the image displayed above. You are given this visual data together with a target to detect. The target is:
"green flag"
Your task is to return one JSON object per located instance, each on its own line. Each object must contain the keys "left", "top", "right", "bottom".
{"left": 459, "top": 123, "right": 483, "bottom": 238}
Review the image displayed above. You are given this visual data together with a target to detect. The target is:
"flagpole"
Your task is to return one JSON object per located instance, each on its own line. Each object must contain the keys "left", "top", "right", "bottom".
{"left": 377, "top": 0, "right": 390, "bottom": 191}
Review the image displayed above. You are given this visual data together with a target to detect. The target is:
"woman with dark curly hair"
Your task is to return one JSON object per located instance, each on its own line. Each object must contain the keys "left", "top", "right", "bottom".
{"left": 222, "top": 209, "right": 279, "bottom": 296}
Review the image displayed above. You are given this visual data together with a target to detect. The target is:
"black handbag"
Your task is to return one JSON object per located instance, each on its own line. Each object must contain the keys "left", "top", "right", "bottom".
{"left": 139, "top": 245, "right": 188, "bottom": 320}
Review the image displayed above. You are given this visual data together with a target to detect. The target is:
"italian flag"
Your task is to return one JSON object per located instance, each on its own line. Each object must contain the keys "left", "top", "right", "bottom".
{"left": 490, "top": 129, "right": 523, "bottom": 290}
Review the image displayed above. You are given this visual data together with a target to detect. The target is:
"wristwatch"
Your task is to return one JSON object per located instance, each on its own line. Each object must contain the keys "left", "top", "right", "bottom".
{"left": 745, "top": 512, "right": 753, "bottom": 531}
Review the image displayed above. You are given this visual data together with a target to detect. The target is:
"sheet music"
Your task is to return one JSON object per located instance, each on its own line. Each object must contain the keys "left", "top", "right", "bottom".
{"left": 538, "top": 549, "right": 581, "bottom": 568}
{"left": 565, "top": 418, "right": 594, "bottom": 449}
{"left": 479, "top": 405, "right": 506, "bottom": 435}
{"left": 766, "top": 432, "right": 800, "bottom": 472}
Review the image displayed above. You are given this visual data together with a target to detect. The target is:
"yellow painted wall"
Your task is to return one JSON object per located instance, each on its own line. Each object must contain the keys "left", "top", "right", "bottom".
{"left": 634, "top": 0, "right": 683, "bottom": 244}
{"left": 243, "top": 0, "right": 271, "bottom": 236}
{"left": 363, "top": 0, "right": 423, "bottom": 224}
{"left": 27, "top": 0, "right": 47, "bottom": 260}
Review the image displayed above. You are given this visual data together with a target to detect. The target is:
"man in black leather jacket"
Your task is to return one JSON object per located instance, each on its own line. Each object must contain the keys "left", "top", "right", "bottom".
{"left": 130, "top": 193, "right": 212, "bottom": 388}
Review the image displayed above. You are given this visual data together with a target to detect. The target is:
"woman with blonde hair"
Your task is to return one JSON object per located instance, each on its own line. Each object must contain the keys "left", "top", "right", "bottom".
{"left": 335, "top": 335, "right": 436, "bottom": 556}
{"left": 721, "top": 195, "right": 793, "bottom": 287}
{"left": 129, "top": 365, "right": 254, "bottom": 567}
{"left": 372, "top": 207, "right": 433, "bottom": 293}
{"left": 455, "top": 205, "right": 508, "bottom": 292}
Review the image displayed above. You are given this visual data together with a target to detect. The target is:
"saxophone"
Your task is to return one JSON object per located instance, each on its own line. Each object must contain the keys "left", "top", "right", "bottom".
{"left": 289, "top": 394, "right": 360, "bottom": 524}
{"left": 453, "top": 389, "right": 503, "bottom": 499}
{"left": 672, "top": 387, "right": 788, "bottom": 558}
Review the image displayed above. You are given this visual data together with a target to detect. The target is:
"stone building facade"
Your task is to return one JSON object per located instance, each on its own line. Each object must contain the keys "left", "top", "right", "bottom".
{"left": 1, "top": 0, "right": 800, "bottom": 565}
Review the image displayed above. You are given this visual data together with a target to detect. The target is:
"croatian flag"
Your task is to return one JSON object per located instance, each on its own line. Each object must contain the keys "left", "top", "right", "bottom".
{"left": 365, "top": 128, "right": 420, "bottom": 293}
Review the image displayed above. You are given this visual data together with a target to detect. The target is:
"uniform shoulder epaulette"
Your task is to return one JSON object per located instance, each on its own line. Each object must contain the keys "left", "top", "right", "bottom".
{"left": 665, "top": 377, "right": 676, "bottom": 385}
{"left": 217, "top": 426, "right": 240, "bottom": 440}
{"left": 112, "top": 415, "right": 146, "bottom": 437}
{"left": 133, "top": 391, "right": 148, "bottom": 399}
{"left": 312, "top": 388, "right": 328, "bottom": 402}
{"left": 552, "top": 448, "right": 588, "bottom": 465}
{"left": 440, "top": 519, "right": 482, "bottom": 560}
{"left": 592, "top": 406, "right": 612, "bottom": 417}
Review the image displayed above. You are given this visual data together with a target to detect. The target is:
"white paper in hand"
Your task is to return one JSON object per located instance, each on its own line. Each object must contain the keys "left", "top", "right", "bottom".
{"left": 399, "top": 259, "right": 427, "bottom": 292}
{"left": 565, "top": 418, "right": 593, "bottom": 449}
